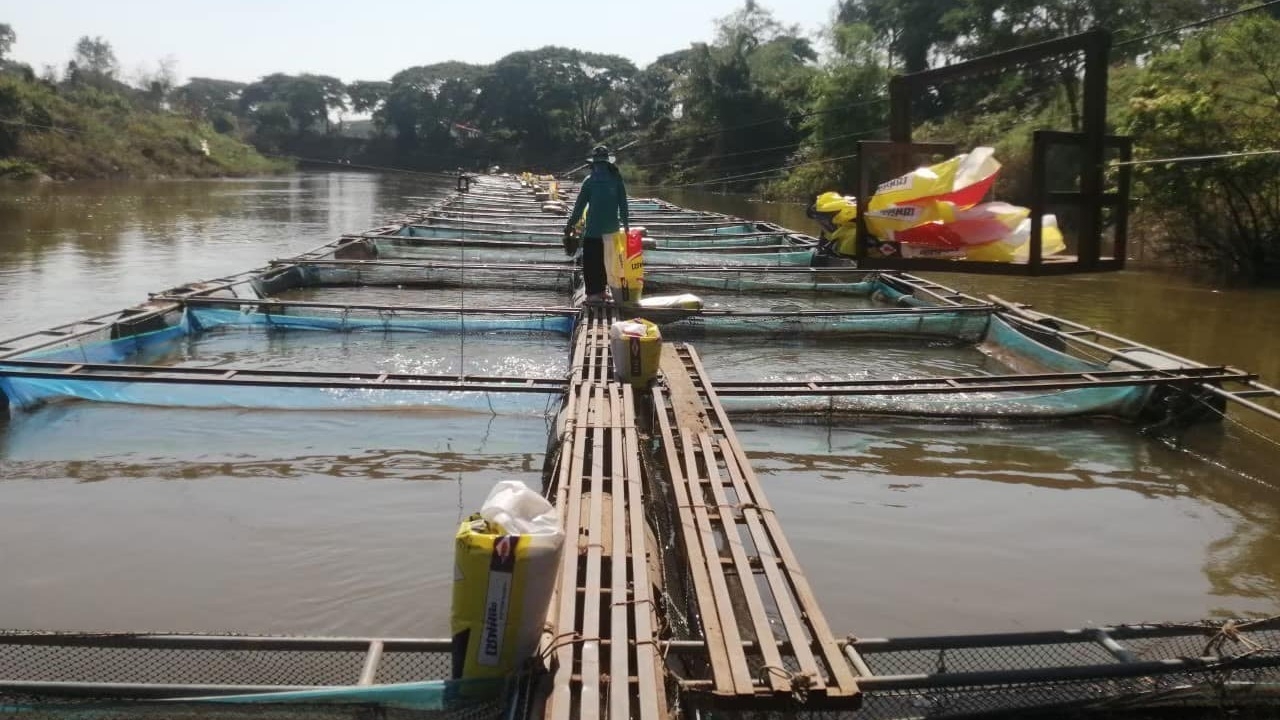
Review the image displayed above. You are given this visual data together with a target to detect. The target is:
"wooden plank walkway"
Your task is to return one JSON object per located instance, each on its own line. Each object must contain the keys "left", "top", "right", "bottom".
{"left": 541, "top": 308, "right": 666, "bottom": 720}
{"left": 653, "top": 342, "right": 865, "bottom": 710}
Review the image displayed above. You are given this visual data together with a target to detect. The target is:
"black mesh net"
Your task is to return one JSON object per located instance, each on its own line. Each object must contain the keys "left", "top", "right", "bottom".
{"left": 689, "top": 624, "right": 1280, "bottom": 719}
{"left": 0, "top": 633, "right": 504, "bottom": 720}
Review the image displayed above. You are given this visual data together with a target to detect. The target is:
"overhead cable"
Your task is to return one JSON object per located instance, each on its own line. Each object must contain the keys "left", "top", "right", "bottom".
{"left": 1115, "top": 0, "right": 1280, "bottom": 47}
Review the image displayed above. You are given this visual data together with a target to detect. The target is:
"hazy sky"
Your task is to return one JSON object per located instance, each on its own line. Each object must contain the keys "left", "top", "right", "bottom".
{"left": 6, "top": 0, "right": 840, "bottom": 84}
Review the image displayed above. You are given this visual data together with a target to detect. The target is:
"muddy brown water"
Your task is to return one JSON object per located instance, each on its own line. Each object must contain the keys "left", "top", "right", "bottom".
{"left": 0, "top": 174, "right": 1276, "bottom": 639}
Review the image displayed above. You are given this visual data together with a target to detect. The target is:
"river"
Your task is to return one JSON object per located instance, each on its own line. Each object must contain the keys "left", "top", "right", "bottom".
{"left": 0, "top": 173, "right": 1277, "bottom": 638}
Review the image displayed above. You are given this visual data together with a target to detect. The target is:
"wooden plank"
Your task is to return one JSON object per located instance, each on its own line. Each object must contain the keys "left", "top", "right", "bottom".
{"left": 680, "top": 427, "right": 755, "bottom": 695}
{"left": 579, "top": 385, "right": 608, "bottom": 717}
{"left": 660, "top": 345, "right": 713, "bottom": 435}
{"left": 651, "top": 387, "right": 736, "bottom": 694}
{"left": 685, "top": 349, "right": 861, "bottom": 697}
{"left": 719, "top": 442, "right": 824, "bottom": 688}
{"left": 548, "top": 381, "right": 591, "bottom": 720}
{"left": 609, "top": 385, "right": 631, "bottom": 720}
{"left": 697, "top": 432, "right": 789, "bottom": 693}
{"left": 624, "top": 384, "right": 663, "bottom": 720}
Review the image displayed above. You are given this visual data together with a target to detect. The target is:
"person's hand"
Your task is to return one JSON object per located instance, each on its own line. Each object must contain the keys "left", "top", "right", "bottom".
{"left": 562, "top": 229, "right": 579, "bottom": 256}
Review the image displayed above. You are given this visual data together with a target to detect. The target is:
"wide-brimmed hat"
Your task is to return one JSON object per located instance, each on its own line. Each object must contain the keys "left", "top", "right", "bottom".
{"left": 588, "top": 145, "right": 616, "bottom": 164}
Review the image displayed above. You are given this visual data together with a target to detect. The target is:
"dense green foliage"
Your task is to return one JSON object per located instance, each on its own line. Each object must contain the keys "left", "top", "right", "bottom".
{"left": 1119, "top": 15, "right": 1280, "bottom": 281}
{"left": 2, "top": 1, "right": 1279, "bottom": 277}
{"left": 0, "top": 32, "right": 285, "bottom": 180}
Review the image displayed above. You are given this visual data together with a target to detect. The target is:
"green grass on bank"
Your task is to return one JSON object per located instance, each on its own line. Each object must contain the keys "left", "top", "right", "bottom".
{"left": 0, "top": 74, "right": 290, "bottom": 180}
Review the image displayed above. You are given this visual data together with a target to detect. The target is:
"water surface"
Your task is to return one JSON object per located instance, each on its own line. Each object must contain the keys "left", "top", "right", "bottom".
{"left": 0, "top": 175, "right": 1277, "bottom": 639}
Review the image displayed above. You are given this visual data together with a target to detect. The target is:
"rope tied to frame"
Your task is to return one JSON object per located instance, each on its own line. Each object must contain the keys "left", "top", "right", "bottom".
{"left": 1201, "top": 616, "right": 1280, "bottom": 659}
{"left": 677, "top": 501, "right": 775, "bottom": 517}
{"left": 760, "top": 664, "right": 815, "bottom": 704}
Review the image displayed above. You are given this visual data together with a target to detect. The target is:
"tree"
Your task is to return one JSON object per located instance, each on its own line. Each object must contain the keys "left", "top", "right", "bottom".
{"left": 381, "top": 62, "right": 485, "bottom": 161}
{"left": 0, "top": 23, "right": 14, "bottom": 62}
{"left": 837, "top": 0, "right": 961, "bottom": 73}
{"left": 475, "top": 48, "right": 637, "bottom": 167}
{"left": 134, "top": 55, "right": 178, "bottom": 110}
{"left": 240, "top": 73, "right": 345, "bottom": 136}
{"left": 803, "top": 23, "right": 890, "bottom": 188}
{"left": 1122, "top": 15, "right": 1280, "bottom": 281}
{"left": 634, "top": 49, "right": 693, "bottom": 128}
{"left": 303, "top": 73, "right": 347, "bottom": 132}
{"left": 347, "top": 80, "right": 390, "bottom": 114}
{"left": 72, "top": 35, "right": 118, "bottom": 78}
{"left": 646, "top": 2, "right": 815, "bottom": 186}
{"left": 172, "top": 77, "right": 245, "bottom": 121}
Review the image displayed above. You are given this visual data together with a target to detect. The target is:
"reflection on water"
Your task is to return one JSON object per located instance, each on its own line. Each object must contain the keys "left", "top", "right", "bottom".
{"left": 697, "top": 337, "right": 1000, "bottom": 381}
{"left": 741, "top": 419, "right": 1280, "bottom": 635}
{"left": 0, "top": 173, "right": 449, "bottom": 331}
{"left": 0, "top": 406, "right": 550, "bottom": 635}
{"left": 146, "top": 327, "right": 570, "bottom": 378}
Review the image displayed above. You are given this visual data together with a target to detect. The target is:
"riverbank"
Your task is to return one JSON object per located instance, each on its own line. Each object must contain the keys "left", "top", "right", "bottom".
{"left": 0, "top": 75, "right": 290, "bottom": 181}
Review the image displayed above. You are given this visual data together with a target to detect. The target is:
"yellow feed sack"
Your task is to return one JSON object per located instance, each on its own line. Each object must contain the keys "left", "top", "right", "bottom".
{"left": 609, "top": 319, "right": 662, "bottom": 387}
{"left": 865, "top": 148, "right": 1001, "bottom": 238}
{"left": 606, "top": 230, "right": 645, "bottom": 302}
{"left": 964, "top": 215, "right": 1066, "bottom": 262}
{"left": 451, "top": 489, "right": 562, "bottom": 681}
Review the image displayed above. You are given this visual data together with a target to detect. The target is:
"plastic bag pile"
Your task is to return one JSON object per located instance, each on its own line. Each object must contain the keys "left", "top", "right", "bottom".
{"left": 810, "top": 147, "right": 1065, "bottom": 262}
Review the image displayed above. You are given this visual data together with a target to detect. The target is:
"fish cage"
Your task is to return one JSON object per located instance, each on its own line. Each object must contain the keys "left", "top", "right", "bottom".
{"left": 3, "top": 173, "right": 1280, "bottom": 720}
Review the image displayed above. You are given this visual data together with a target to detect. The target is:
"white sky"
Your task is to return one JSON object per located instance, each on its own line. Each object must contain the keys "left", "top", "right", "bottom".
{"left": 6, "top": 0, "right": 840, "bottom": 85}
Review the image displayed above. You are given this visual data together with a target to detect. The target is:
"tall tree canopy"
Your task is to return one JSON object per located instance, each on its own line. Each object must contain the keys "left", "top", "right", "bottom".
{"left": 0, "top": 24, "right": 15, "bottom": 62}
{"left": 71, "top": 35, "right": 118, "bottom": 78}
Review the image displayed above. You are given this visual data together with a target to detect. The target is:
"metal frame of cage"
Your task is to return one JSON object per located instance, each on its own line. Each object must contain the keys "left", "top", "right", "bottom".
{"left": 851, "top": 29, "right": 1129, "bottom": 276}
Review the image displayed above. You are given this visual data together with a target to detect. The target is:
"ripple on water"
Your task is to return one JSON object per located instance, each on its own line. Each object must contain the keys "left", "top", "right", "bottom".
{"left": 735, "top": 420, "right": 1280, "bottom": 634}
{"left": 0, "top": 406, "right": 552, "bottom": 635}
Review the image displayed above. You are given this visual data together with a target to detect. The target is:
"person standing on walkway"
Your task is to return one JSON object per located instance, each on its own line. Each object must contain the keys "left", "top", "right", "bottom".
{"left": 564, "top": 145, "right": 629, "bottom": 302}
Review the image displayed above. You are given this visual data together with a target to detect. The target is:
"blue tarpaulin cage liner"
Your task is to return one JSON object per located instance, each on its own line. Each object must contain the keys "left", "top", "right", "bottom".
{"left": 0, "top": 308, "right": 570, "bottom": 413}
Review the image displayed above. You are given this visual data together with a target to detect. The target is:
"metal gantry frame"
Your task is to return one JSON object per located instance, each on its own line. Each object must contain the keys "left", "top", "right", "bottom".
{"left": 851, "top": 29, "right": 1126, "bottom": 275}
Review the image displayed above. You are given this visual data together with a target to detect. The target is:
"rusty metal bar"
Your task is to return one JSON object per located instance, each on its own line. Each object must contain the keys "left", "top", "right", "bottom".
{"left": 371, "top": 236, "right": 808, "bottom": 254}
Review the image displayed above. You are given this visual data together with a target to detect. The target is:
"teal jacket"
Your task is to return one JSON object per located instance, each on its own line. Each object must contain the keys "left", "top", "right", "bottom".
{"left": 566, "top": 166, "right": 629, "bottom": 238}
